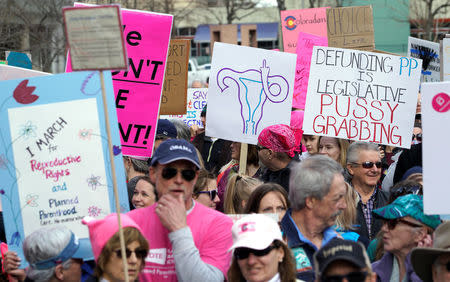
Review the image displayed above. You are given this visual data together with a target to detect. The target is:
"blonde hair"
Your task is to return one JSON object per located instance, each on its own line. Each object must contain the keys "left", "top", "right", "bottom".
{"left": 335, "top": 182, "right": 358, "bottom": 230}
{"left": 224, "top": 174, "right": 262, "bottom": 214}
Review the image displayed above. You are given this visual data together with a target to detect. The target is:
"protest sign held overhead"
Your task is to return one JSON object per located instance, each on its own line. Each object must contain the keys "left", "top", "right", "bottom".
{"left": 407, "top": 37, "right": 440, "bottom": 83}
{"left": 0, "top": 71, "right": 128, "bottom": 262}
{"left": 67, "top": 4, "right": 173, "bottom": 158}
{"left": 0, "top": 65, "right": 49, "bottom": 81}
{"left": 421, "top": 82, "right": 450, "bottom": 214}
{"left": 293, "top": 32, "right": 328, "bottom": 109}
{"left": 302, "top": 46, "right": 422, "bottom": 149}
{"left": 63, "top": 5, "right": 127, "bottom": 71}
{"left": 281, "top": 7, "right": 328, "bottom": 54}
{"left": 326, "top": 6, "right": 374, "bottom": 51}
{"left": 160, "top": 39, "right": 190, "bottom": 115}
{"left": 206, "top": 42, "right": 296, "bottom": 145}
{"left": 161, "top": 88, "right": 207, "bottom": 128}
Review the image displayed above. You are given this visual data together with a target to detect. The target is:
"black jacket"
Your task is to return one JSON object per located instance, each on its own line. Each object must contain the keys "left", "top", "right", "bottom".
{"left": 355, "top": 188, "right": 389, "bottom": 241}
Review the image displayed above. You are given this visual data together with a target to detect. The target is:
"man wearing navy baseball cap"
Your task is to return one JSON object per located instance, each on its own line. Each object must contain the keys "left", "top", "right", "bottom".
{"left": 128, "top": 139, "right": 233, "bottom": 282}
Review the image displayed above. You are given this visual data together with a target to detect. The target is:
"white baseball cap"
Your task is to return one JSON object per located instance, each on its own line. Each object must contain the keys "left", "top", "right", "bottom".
{"left": 229, "top": 214, "right": 282, "bottom": 251}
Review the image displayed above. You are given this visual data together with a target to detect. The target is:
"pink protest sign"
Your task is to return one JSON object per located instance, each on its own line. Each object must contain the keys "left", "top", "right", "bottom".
{"left": 67, "top": 5, "right": 173, "bottom": 157}
{"left": 281, "top": 7, "right": 328, "bottom": 54}
{"left": 293, "top": 32, "right": 327, "bottom": 109}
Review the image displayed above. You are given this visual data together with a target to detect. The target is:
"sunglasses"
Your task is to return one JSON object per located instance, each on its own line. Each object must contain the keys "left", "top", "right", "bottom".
{"left": 352, "top": 161, "right": 382, "bottom": 169}
{"left": 196, "top": 189, "right": 218, "bottom": 200}
{"left": 161, "top": 167, "right": 196, "bottom": 181}
{"left": 321, "top": 271, "right": 368, "bottom": 282}
{"left": 391, "top": 186, "right": 422, "bottom": 198}
{"left": 234, "top": 244, "right": 277, "bottom": 260}
{"left": 412, "top": 133, "right": 422, "bottom": 141}
{"left": 384, "top": 218, "right": 423, "bottom": 230}
{"left": 114, "top": 248, "right": 148, "bottom": 259}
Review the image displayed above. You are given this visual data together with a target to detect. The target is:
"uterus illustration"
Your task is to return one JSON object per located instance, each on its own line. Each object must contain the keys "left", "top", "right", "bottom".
{"left": 217, "top": 60, "right": 289, "bottom": 135}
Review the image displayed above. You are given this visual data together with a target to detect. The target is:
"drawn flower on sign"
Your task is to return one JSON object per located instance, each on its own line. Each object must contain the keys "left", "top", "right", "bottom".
{"left": 19, "top": 121, "right": 37, "bottom": 139}
{"left": 113, "top": 145, "right": 121, "bottom": 156}
{"left": 88, "top": 206, "right": 102, "bottom": 217}
{"left": 87, "top": 175, "right": 102, "bottom": 190}
{"left": 25, "top": 194, "right": 39, "bottom": 207}
{"left": 0, "top": 189, "right": 5, "bottom": 195}
{"left": 10, "top": 232, "right": 21, "bottom": 247}
{"left": 0, "top": 155, "right": 7, "bottom": 169}
{"left": 78, "top": 129, "right": 93, "bottom": 140}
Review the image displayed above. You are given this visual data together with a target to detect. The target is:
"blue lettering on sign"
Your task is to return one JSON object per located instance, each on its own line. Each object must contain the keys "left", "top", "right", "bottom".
{"left": 193, "top": 100, "right": 207, "bottom": 110}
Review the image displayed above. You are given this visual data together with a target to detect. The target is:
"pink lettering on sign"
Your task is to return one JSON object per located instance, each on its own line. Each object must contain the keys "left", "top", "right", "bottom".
{"left": 293, "top": 32, "right": 327, "bottom": 109}
{"left": 432, "top": 92, "right": 450, "bottom": 113}
{"left": 66, "top": 5, "right": 173, "bottom": 157}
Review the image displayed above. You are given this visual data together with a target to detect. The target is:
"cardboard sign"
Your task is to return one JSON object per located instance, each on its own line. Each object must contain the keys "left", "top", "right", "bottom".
{"left": 421, "top": 82, "right": 450, "bottom": 214}
{"left": 407, "top": 37, "right": 440, "bottom": 82}
{"left": 0, "top": 65, "right": 49, "bottom": 81}
{"left": 63, "top": 5, "right": 127, "bottom": 71}
{"left": 302, "top": 46, "right": 422, "bottom": 149}
{"left": 293, "top": 32, "right": 328, "bottom": 109}
{"left": 206, "top": 43, "right": 296, "bottom": 144}
{"left": 281, "top": 7, "right": 328, "bottom": 54}
{"left": 326, "top": 6, "right": 374, "bottom": 51}
{"left": 160, "top": 88, "right": 207, "bottom": 128}
{"left": 442, "top": 38, "right": 450, "bottom": 81}
{"left": 160, "top": 39, "right": 190, "bottom": 115}
{"left": 0, "top": 71, "right": 128, "bottom": 263}
{"left": 67, "top": 4, "right": 173, "bottom": 157}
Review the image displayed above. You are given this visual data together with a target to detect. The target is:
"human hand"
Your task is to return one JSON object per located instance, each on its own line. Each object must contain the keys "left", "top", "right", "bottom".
{"left": 155, "top": 194, "right": 188, "bottom": 232}
{"left": 3, "top": 251, "right": 26, "bottom": 282}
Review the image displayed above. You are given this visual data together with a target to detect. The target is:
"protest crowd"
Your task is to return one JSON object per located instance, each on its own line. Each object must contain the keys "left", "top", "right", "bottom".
{"left": 0, "top": 2, "right": 449, "bottom": 282}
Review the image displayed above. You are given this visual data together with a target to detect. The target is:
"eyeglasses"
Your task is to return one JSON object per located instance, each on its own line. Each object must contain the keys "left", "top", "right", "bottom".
{"left": 234, "top": 244, "right": 277, "bottom": 260}
{"left": 352, "top": 161, "right": 382, "bottom": 169}
{"left": 114, "top": 248, "right": 148, "bottom": 259}
{"left": 321, "top": 271, "right": 368, "bottom": 282}
{"left": 412, "top": 133, "right": 422, "bottom": 141}
{"left": 196, "top": 189, "right": 218, "bottom": 200}
{"left": 161, "top": 167, "right": 196, "bottom": 181}
{"left": 384, "top": 218, "right": 423, "bottom": 230}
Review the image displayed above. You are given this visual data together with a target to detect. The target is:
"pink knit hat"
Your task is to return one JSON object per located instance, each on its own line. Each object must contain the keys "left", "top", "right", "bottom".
{"left": 82, "top": 213, "right": 143, "bottom": 261}
{"left": 258, "top": 124, "right": 296, "bottom": 157}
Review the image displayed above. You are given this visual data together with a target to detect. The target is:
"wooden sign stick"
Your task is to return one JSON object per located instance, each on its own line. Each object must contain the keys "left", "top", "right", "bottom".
{"left": 238, "top": 143, "right": 248, "bottom": 175}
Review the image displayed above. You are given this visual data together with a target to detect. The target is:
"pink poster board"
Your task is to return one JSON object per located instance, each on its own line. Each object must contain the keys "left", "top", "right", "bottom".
{"left": 293, "top": 32, "right": 328, "bottom": 109}
{"left": 67, "top": 5, "right": 173, "bottom": 157}
{"left": 281, "top": 7, "right": 328, "bottom": 54}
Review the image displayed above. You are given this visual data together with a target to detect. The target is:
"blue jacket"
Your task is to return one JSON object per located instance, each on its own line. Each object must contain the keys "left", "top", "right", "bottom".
{"left": 281, "top": 210, "right": 339, "bottom": 282}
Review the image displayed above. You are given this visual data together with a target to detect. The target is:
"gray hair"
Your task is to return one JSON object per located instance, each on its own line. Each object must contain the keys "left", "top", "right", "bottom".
{"left": 289, "top": 155, "right": 343, "bottom": 211}
{"left": 24, "top": 226, "right": 74, "bottom": 281}
{"left": 170, "top": 118, "right": 191, "bottom": 141}
{"left": 346, "top": 141, "right": 379, "bottom": 164}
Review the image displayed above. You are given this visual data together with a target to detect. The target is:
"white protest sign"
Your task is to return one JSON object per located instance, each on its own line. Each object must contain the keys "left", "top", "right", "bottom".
{"left": 63, "top": 5, "right": 127, "bottom": 70}
{"left": 206, "top": 42, "right": 296, "bottom": 144}
{"left": 407, "top": 37, "right": 440, "bottom": 82}
{"left": 303, "top": 46, "right": 422, "bottom": 149}
{"left": 421, "top": 82, "right": 450, "bottom": 214}
{"left": 160, "top": 88, "right": 207, "bottom": 128}
{"left": 0, "top": 65, "right": 49, "bottom": 81}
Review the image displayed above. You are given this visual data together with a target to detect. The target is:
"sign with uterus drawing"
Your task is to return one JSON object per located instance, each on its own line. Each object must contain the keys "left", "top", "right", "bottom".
{"left": 206, "top": 43, "right": 296, "bottom": 144}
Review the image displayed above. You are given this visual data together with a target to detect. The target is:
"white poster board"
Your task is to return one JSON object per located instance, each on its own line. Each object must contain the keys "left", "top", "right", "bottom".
{"left": 206, "top": 42, "right": 296, "bottom": 144}
{"left": 421, "top": 82, "right": 450, "bottom": 214}
{"left": 0, "top": 65, "right": 49, "bottom": 80}
{"left": 407, "top": 37, "right": 440, "bottom": 83}
{"left": 303, "top": 46, "right": 422, "bottom": 149}
{"left": 161, "top": 88, "right": 207, "bottom": 128}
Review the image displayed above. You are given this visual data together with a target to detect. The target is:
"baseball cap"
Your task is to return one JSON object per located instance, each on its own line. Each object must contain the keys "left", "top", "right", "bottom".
{"left": 314, "top": 238, "right": 371, "bottom": 276}
{"left": 150, "top": 139, "right": 201, "bottom": 169}
{"left": 229, "top": 214, "right": 282, "bottom": 251}
{"left": 372, "top": 194, "right": 441, "bottom": 229}
{"left": 156, "top": 119, "right": 177, "bottom": 139}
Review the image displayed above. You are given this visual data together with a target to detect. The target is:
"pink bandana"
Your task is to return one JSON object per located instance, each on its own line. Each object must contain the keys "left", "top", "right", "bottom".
{"left": 258, "top": 124, "right": 296, "bottom": 157}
